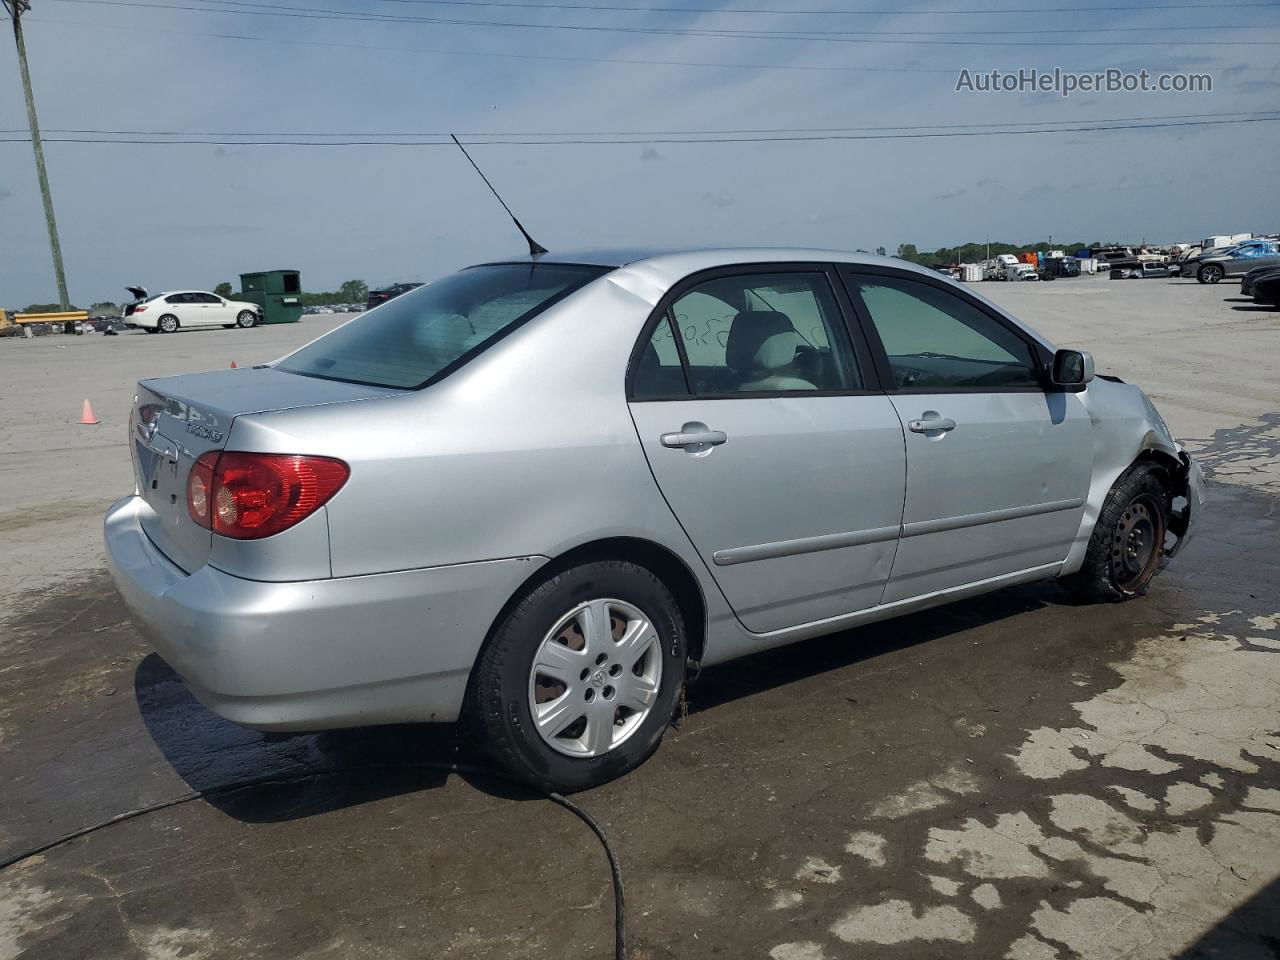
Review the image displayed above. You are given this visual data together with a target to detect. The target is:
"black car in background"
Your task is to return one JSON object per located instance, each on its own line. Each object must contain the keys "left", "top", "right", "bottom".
{"left": 365, "top": 282, "right": 423, "bottom": 310}
{"left": 1253, "top": 271, "right": 1280, "bottom": 307}
{"left": 1241, "top": 263, "right": 1280, "bottom": 298}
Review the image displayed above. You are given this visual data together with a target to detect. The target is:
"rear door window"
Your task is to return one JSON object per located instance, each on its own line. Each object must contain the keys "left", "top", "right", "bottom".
{"left": 654, "top": 272, "right": 860, "bottom": 396}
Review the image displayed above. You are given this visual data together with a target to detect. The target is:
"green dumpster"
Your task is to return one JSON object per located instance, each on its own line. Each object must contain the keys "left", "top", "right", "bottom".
{"left": 239, "top": 269, "right": 303, "bottom": 324}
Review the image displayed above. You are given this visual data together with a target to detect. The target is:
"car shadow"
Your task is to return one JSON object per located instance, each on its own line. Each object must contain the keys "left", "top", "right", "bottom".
{"left": 1172, "top": 872, "right": 1280, "bottom": 959}
{"left": 1230, "top": 304, "right": 1277, "bottom": 312}
{"left": 135, "top": 582, "right": 1065, "bottom": 823}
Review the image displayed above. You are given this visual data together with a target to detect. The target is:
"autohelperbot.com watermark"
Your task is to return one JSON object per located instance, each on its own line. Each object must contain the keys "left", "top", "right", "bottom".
{"left": 955, "top": 68, "right": 1212, "bottom": 98}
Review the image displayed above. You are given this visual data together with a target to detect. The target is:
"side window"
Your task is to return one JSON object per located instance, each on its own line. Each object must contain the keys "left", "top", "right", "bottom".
{"left": 165, "top": 293, "right": 190, "bottom": 304}
{"left": 665, "top": 272, "right": 860, "bottom": 395}
{"left": 631, "top": 313, "right": 688, "bottom": 399}
{"left": 851, "top": 274, "right": 1041, "bottom": 390}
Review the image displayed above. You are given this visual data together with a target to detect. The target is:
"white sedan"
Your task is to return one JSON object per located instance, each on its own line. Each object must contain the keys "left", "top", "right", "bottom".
{"left": 123, "top": 287, "right": 262, "bottom": 333}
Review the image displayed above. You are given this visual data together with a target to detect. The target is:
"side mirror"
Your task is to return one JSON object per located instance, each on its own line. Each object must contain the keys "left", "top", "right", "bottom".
{"left": 1050, "top": 349, "right": 1094, "bottom": 388}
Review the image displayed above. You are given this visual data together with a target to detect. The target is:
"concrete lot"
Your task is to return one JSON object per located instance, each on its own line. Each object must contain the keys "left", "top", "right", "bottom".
{"left": 0, "top": 276, "right": 1277, "bottom": 959}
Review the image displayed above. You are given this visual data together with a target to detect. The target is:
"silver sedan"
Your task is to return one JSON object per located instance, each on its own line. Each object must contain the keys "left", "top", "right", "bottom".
{"left": 105, "top": 248, "right": 1205, "bottom": 791}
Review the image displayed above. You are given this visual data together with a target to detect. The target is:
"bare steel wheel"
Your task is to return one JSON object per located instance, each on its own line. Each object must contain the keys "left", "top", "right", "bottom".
{"left": 1067, "top": 461, "right": 1170, "bottom": 602}
{"left": 529, "top": 599, "right": 662, "bottom": 759}
{"left": 1111, "top": 494, "right": 1165, "bottom": 594}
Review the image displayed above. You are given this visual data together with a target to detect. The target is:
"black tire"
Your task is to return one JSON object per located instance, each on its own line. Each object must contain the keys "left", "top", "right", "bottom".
{"left": 158, "top": 314, "right": 179, "bottom": 333}
{"left": 467, "top": 560, "right": 686, "bottom": 792}
{"left": 236, "top": 310, "right": 258, "bottom": 329}
{"left": 1198, "top": 264, "right": 1223, "bottom": 284}
{"left": 1067, "top": 462, "right": 1170, "bottom": 603}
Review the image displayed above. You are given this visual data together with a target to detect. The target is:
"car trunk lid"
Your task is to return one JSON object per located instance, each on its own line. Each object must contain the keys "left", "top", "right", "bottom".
{"left": 130, "top": 367, "right": 400, "bottom": 573}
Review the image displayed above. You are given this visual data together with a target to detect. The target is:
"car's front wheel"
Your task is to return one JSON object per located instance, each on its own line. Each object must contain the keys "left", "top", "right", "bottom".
{"left": 468, "top": 560, "right": 686, "bottom": 792}
{"left": 236, "top": 310, "right": 258, "bottom": 329}
{"left": 1068, "top": 462, "right": 1170, "bottom": 602}
{"left": 157, "top": 314, "right": 179, "bottom": 333}
{"left": 1198, "top": 264, "right": 1224, "bottom": 284}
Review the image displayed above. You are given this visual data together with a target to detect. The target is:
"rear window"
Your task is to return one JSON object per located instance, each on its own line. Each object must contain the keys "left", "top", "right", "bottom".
{"left": 278, "top": 263, "right": 606, "bottom": 389}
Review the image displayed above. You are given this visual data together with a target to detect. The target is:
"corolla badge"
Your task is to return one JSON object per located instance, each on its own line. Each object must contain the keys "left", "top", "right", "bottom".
{"left": 185, "top": 421, "right": 224, "bottom": 442}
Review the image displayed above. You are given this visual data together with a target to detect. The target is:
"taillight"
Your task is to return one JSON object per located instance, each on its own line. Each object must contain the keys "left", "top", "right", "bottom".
{"left": 133, "top": 305, "right": 147, "bottom": 313}
{"left": 187, "top": 452, "right": 349, "bottom": 540}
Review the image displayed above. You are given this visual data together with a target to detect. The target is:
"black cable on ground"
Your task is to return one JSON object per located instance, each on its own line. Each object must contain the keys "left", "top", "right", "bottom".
{"left": 1, "top": 762, "right": 627, "bottom": 960}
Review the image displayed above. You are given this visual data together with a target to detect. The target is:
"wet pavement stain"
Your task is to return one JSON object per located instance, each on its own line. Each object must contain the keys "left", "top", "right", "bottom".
{"left": 0, "top": 480, "right": 1276, "bottom": 959}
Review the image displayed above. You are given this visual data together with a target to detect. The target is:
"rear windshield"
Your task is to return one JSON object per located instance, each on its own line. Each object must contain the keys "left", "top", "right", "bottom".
{"left": 278, "top": 263, "right": 606, "bottom": 389}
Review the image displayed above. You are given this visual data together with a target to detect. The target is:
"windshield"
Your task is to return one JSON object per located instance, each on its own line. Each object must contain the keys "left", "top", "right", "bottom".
{"left": 278, "top": 263, "right": 606, "bottom": 389}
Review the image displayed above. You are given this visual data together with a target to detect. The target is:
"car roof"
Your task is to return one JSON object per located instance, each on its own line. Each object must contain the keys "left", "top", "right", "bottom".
{"left": 477, "top": 245, "right": 946, "bottom": 283}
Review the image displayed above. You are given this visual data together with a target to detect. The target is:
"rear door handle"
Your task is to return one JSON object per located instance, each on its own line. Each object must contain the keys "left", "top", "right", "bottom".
{"left": 661, "top": 429, "right": 727, "bottom": 449}
{"left": 908, "top": 417, "right": 957, "bottom": 433}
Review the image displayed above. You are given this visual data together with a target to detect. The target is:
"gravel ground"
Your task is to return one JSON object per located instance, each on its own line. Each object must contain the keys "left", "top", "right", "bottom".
{"left": 0, "top": 274, "right": 1277, "bottom": 959}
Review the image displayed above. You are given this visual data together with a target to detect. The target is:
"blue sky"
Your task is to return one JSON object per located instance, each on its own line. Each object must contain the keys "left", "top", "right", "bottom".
{"left": 1, "top": 0, "right": 1278, "bottom": 305}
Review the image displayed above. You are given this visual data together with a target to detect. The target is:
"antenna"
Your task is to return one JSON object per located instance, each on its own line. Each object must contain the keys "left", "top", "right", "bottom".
{"left": 450, "top": 134, "right": 547, "bottom": 257}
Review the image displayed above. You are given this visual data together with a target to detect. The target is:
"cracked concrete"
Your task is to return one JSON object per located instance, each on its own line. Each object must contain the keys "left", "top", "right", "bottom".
{"left": 1, "top": 281, "right": 1278, "bottom": 958}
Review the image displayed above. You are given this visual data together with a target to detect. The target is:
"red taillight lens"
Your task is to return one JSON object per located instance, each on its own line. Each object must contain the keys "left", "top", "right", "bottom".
{"left": 186, "top": 452, "right": 349, "bottom": 539}
{"left": 133, "top": 305, "right": 147, "bottom": 313}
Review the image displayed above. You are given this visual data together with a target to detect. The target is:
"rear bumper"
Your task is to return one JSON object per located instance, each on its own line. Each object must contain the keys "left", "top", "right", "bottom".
{"left": 105, "top": 495, "right": 546, "bottom": 730}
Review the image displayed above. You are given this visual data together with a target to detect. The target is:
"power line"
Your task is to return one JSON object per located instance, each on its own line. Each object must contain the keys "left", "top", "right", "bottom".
{"left": 22, "top": 16, "right": 957, "bottom": 72}
{"left": 162, "top": 0, "right": 1280, "bottom": 15}
{"left": 37, "top": 16, "right": 1280, "bottom": 75}
{"left": 9, "top": 111, "right": 1278, "bottom": 138}
{"left": 48, "top": 0, "right": 1280, "bottom": 44}
{"left": 379, "top": 0, "right": 1280, "bottom": 12}
{"left": 115, "top": 0, "right": 1280, "bottom": 35}
{"left": 4, "top": 115, "right": 1278, "bottom": 145}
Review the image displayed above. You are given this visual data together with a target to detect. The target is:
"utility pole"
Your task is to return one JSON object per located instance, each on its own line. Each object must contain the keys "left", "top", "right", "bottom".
{"left": 4, "top": 0, "right": 70, "bottom": 310}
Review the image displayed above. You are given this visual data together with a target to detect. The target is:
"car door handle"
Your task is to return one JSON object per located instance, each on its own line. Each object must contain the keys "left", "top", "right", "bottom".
{"left": 907, "top": 417, "right": 957, "bottom": 433}
{"left": 661, "top": 429, "right": 727, "bottom": 449}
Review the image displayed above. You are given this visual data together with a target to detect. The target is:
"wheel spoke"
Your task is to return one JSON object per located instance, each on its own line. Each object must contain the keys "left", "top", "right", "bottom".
{"left": 614, "top": 617, "right": 657, "bottom": 664}
{"left": 582, "top": 705, "right": 614, "bottom": 756}
{"left": 534, "top": 692, "right": 583, "bottom": 739}
{"left": 534, "top": 639, "right": 587, "bottom": 685}
{"left": 578, "top": 600, "right": 614, "bottom": 654}
{"left": 616, "top": 673, "right": 659, "bottom": 715}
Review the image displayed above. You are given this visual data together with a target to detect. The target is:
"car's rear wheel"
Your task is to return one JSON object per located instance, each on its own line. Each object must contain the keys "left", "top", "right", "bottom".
{"left": 468, "top": 560, "right": 686, "bottom": 792}
{"left": 1067, "top": 462, "right": 1170, "bottom": 602}
{"left": 1198, "top": 264, "right": 1224, "bottom": 284}
{"left": 158, "top": 314, "right": 179, "bottom": 333}
{"left": 236, "top": 310, "right": 258, "bottom": 329}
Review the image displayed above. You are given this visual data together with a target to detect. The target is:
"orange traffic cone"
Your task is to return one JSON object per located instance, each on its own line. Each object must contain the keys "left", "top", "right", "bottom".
{"left": 230, "top": 360, "right": 237, "bottom": 368}
{"left": 79, "top": 399, "right": 100, "bottom": 425}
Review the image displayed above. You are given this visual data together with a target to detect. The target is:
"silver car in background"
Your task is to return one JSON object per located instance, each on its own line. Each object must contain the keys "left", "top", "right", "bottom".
{"left": 105, "top": 248, "right": 1205, "bottom": 790}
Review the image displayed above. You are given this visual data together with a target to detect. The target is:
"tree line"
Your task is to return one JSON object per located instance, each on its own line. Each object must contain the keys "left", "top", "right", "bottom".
{"left": 893, "top": 241, "right": 1095, "bottom": 268}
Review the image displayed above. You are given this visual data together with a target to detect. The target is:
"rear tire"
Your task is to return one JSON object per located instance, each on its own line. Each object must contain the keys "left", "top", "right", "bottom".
{"left": 1067, "top": 462, "right": 1170, "bottom": 602}
{"left": 158, "top": 314, "right": 179, "bottom": 333}
{"left": 467, "top": 560, "right": 686, "bottom": 792}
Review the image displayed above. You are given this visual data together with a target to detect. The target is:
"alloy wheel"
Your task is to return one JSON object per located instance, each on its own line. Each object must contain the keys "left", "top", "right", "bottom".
{"left": 527, "top": 598, "right": 662, "bottom": 759}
